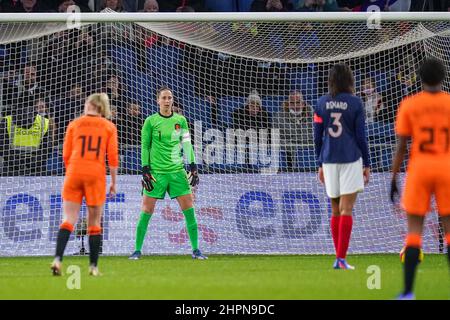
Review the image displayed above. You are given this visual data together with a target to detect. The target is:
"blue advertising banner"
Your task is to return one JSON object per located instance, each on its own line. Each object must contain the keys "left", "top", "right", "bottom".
{"left": 0, "top": 174, "right": 443, "bottom": 256}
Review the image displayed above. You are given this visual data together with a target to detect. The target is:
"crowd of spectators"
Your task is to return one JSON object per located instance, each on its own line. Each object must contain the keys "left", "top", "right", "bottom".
{"left": 0, "top": 0, "right": 448, "bottom": 13}
{"left": 0, "top": 31, "right": 425, "bottom": 175}
{"left": 0, "top": 0, "right": 443, "bottom": 176}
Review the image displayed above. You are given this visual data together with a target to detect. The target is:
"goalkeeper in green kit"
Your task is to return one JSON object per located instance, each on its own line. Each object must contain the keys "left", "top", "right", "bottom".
{"left": 129, "top": 87, "right": 207, "bottom": 260}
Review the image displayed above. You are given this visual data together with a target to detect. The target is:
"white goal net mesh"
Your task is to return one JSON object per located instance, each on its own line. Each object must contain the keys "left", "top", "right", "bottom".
{"left": 0, "top": 15, "right": 448, "bottom": 256}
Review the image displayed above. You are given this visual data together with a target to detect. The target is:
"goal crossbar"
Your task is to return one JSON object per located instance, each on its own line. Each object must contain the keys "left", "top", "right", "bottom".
{"left": 0, "top": 12, "right": 449, "bottom": 23}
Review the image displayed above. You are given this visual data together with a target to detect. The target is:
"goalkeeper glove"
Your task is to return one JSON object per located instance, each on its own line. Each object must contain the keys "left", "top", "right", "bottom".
{"left": 141, "top": 166, "right": 156, "bottom": 192}
{"left": 390, "top": 176, "right": 399, "bottom": 203}
{"left": 188, "top": 163, "right": 199, "bottom": 187}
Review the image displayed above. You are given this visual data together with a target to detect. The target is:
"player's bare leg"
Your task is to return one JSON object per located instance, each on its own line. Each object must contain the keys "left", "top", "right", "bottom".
{"left": 86, "top": 205, "right": 103, "bottom": 276}
{"left": 177, "top": 194, "right": 207, "bottom": 259}
{"left": 330, "top": 197, "right": 340, "bottom": 268}
{"left": 51, "top": 201, "right": 81, "bottom": 276}
{"left": 336, "top": 193, "right": 357, "bottom": 270}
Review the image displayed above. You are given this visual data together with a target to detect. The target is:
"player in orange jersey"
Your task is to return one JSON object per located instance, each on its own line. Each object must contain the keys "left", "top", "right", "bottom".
{"left": 51, "top": 93, "right": 119, "bottom": 276}
{"left": 391, "top": 58, "right": 450, "bottom": 299}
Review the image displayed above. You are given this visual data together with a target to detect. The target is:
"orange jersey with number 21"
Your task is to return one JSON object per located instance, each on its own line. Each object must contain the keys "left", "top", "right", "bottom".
{"left": 395, "top": 91, "right": 450, "bottom": 215}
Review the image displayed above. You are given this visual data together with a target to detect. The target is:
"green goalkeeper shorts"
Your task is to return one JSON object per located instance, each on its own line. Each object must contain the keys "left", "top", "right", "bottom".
{"left": 143, "top": 170, "right": 192, "bottom": 199}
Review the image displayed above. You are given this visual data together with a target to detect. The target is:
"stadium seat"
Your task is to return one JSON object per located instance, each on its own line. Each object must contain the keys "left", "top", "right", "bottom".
{"left": 205, "top": 0, "right": 236, "bottom": 12}
{"left": 237, "top": 0, "right": 253, "bottom": 11}
{"left": 366, "top": 122, "right": 396, "bottom": 143}
{"left": 167, "top": 71, "right": 195, "bottom": 97}
{"left": 0, "top": 45, "right": 6, "bottom": 59}
{"left": 371, "top": 71, "right": 390, "bottom": 92}
{"left": 268, "top": 34, "right": 285, "bottom": 56}
{"left": 46, "top": 150, "right": 64, "bottom": 176}
{"left": 121, "top": 146, "right": 140, "bottom": 174}
{"left": 217, "top": 96, "right": 246, "bottom": 128}
{"left": 109, "top": 45, "right": 138, "bottom": 75}
{"left": 147, "top": 45, "right": 182, "bottom": 78}
{"left": 295, "top": 147, "right": 316, "bottom": 171}
{"left": 288, "top": 71, "right": 318, "bottom": 106}
{"left": 297, "top": 31, "right": 320, "bottom": 60}
{"left": 368, "top": 145, "right": 380, "bottom": 170}
{"left": 180, "top": 96, "right": 212, "bottom": 124}
{"left": 146, "top": 46, "right": 195, "bottom": 96}
{"left": 278, "top": 150, "right": 288, "bottom": 172}
{"left": 123, "top": 71, "right": 157, "bottom": 104}
{"left": 380, "top": 146, "right": 395, "bottom": 171}
{"left": 262, "top": 96, "right": 286, "bottom": 114}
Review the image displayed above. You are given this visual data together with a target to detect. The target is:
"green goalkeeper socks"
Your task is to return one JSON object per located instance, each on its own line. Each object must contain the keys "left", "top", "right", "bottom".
{"left": 183, "top": 207, "right": 199, "bottom": 251}
{"left": 135, "top": 211, "right": 152, "bottom": 252}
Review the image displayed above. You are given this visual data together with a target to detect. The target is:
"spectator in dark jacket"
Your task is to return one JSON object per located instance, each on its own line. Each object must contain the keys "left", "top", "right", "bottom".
{"left": 273, "top": 91, "right": 313, "bottom": 171}
{"left": 251, "top": 0, "right": 291, "bottom": 11}
{"left": 102, "top": 0, "right": 125, "bottom": 11}
{"left": 232, "top": 91, "right": 271, "bottom": 130}
{"left": 11, "top": 0, "right": 47, "bottom": 12}
{"left": 139, "top": 0, "right": 205, "bottom": 11}
{"left": 2, "top": 63, "right": 46, "bottom": 116}
{"left": 117, "top": 101, "right": 145, "bottom": 146}
{"left": 52, "top": 83, "right": 85, "bottom": 144}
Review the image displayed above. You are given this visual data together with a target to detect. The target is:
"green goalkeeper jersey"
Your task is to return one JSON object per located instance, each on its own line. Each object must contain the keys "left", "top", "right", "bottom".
{"left": 141, "top": 112, "right": 195, "bottom": 173}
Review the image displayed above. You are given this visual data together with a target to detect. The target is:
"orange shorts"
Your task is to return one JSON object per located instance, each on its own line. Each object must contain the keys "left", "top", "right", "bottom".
{"left": 402, "top": 163, "right": 450, "bottom": 216}
{"left": 62, "top": 174, "right": 106, "bottom": 207}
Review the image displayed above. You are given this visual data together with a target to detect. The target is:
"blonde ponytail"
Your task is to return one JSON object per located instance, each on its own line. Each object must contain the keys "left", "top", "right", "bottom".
{"left": 86, "top": 93, "right": 111, "bottom": 119}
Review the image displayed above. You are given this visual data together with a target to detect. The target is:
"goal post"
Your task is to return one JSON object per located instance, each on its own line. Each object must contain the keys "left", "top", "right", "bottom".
{"left": 0, "top": 12, "right": 449, "bottom": 256}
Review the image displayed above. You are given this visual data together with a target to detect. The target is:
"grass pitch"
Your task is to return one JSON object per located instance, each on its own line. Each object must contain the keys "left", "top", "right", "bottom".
{"left": 0, "top": 254, "right": 448, "bottom": 300}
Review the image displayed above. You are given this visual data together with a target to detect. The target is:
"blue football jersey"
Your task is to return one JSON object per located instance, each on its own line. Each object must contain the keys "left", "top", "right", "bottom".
{"left": 313, "top": 93, "right": 370, "bottom": 167}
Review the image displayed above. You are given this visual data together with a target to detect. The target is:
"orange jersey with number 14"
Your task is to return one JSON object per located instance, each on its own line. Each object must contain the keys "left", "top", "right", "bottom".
{"left": 63, "top": 115, "right": 119, "bottom": 178}
{"left": 395, "top": 90, "right": 450, "bottom": 215}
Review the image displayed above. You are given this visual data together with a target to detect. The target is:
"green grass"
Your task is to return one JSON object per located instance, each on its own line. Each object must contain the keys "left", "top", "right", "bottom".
{"left": 0, "top": 255, "right": 448, "bottom": 300}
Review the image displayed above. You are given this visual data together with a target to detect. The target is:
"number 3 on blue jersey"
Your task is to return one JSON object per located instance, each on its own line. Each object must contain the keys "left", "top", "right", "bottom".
{"left": 329, "top": 112, "right": 343, "bottom": 138}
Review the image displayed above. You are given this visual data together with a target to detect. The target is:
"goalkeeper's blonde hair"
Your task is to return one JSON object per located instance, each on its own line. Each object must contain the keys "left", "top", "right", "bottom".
{"left": 86, "top": 93, "right": 111, "bottom": 119}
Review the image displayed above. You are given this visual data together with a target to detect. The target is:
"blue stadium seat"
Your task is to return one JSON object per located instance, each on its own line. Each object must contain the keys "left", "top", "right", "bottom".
{"left": 0, "top": 45, "right": 6, "bottom": 59}
{"left": 123, "top": 72, "right": 156, "bottom": 104}
{"left": 366, "top": 122, "right": 395, "bottom": 143}
{"left": 217, "top": 96, "right": 246, "bottom": 128}
{"left": 278, "top": 150, "right": 288, "bottom": 171}
{"left": 354, "top": 71, "right": 363, "bottom": 93}
{"left": 268, "top": 34, "right": 285, "bottom": 56}
{"left": 369, "top": 145, "right": 380, "bottom": 169}
{"left": 180, "top": 96, "right": 212, "bottom": 125}
{"left": 167, "top": 71, "right": 195, "bottom": 97}
{"left": 288, "top": 71, "right": 318, "bottom": 106}
{"left": 109, "top": 46, "right": 138, "bottom": 75}
{"left": 262, "top": 96, "right": 286, "bottom": 114}
{"left": 121, "top": 146, "right": 140, "bottom": 173}
{"left": 205, "top": 0, "right": 236, "bottom": 11}
{"left": 237, "top": 0, "right": 253, "bottom": 11}
{"left": 371, "top": 71, "right": 389, "bottom": 92}
{"left": 297, "top": 31, "right": 320, "bottom": 59}
{"left": 46, "top": 150, "right": 64, "bottom": 175}
{"left": 146, "top": 46, "right": 195, "bottom": 96}
{"left": 147, "top": 45, "right": 182, "bottom": 78}
{"left": 295, "top": 147, "right": 316, "bottom": 171}
{"left": 379, "top": 145, "right": 395, "bottom": 171}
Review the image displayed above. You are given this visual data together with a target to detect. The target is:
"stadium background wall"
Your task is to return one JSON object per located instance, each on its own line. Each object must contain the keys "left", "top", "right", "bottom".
{"left": 0, "top": 174, "right": 443, "bottom": 256}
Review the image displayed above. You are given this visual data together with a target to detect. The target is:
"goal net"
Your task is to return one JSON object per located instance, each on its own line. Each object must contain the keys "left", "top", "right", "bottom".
{"left": 0, "top": 12, "right": 449, "bottom": 256}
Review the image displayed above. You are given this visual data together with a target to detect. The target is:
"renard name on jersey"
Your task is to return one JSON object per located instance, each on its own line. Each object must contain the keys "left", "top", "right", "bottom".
{"left": 326, "top": 101, "right": 348, "bottom": 110}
